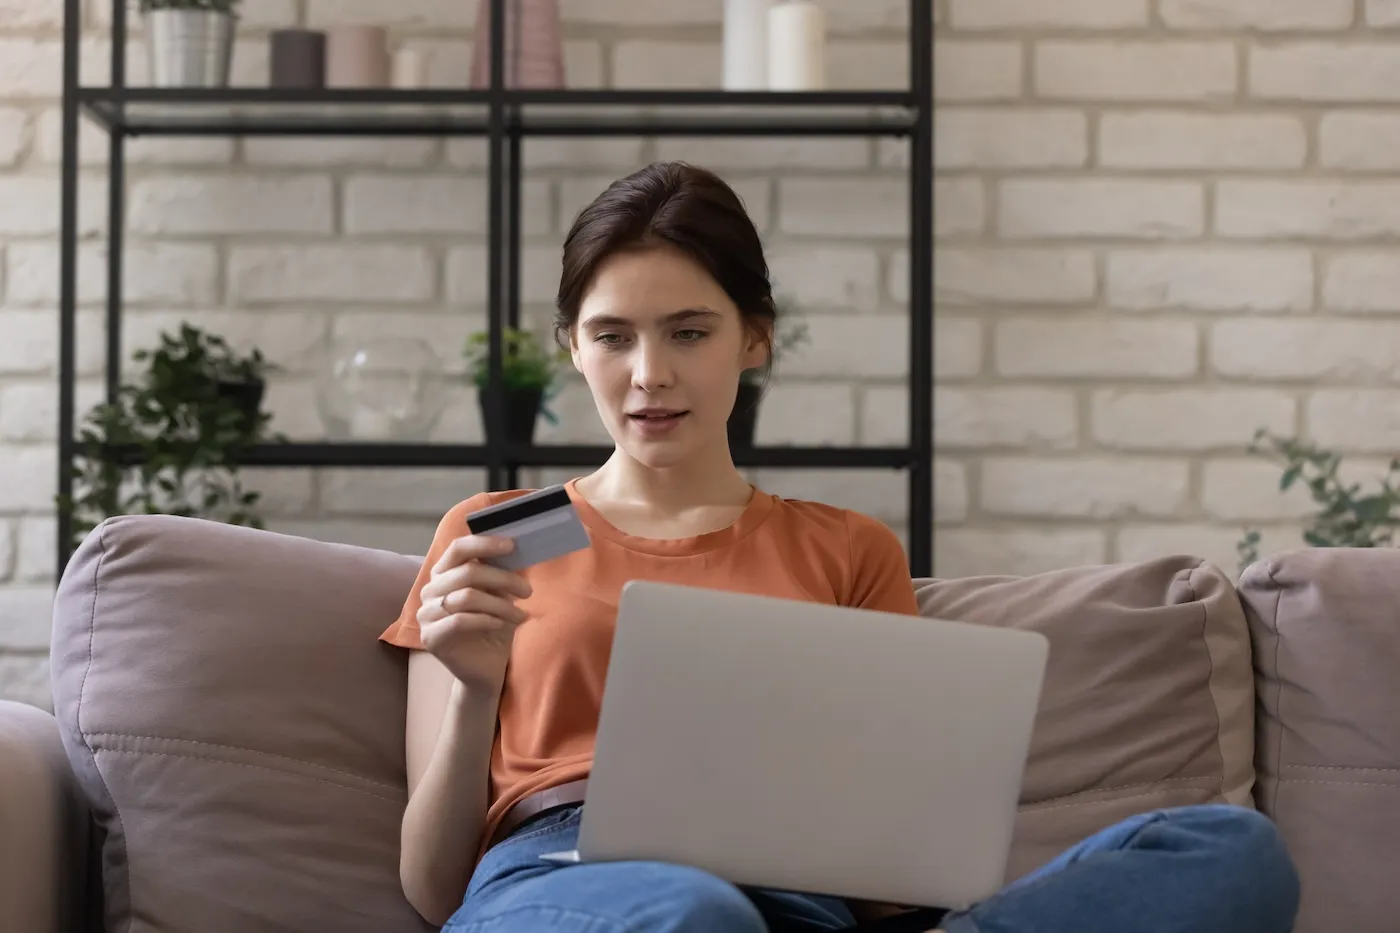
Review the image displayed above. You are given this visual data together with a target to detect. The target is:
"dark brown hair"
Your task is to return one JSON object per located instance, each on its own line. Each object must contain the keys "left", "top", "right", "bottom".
{"left": 554, "top": 161, "right": 776, "bottom": 380}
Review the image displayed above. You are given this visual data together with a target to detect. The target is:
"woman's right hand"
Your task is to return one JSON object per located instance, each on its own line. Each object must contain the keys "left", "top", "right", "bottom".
{"left": 416, "top": 534, "right": 533, "bottom": 690}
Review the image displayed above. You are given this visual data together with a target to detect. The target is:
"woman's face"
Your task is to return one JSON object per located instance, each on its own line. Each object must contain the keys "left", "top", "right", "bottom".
{"left": 570, "top": 244, "right": 769, "bottom": 469}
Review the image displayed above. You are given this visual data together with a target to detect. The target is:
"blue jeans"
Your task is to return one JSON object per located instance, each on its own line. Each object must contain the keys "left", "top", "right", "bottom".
{"left": 443, "top": 802, "right": 1299, "bottom": 933}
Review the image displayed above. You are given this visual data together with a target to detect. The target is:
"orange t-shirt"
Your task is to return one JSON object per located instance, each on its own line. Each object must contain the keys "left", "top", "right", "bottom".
{"left": 379, "top": 477, "right": 921, "bottom": 859}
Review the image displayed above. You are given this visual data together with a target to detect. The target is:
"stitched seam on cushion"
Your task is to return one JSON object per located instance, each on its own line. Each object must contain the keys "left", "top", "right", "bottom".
{"left": 1185, "top": 562, "right": 1229, "bottom": 804}
{"left": 1019, "top": 778, "right": 1218, "bottom": 813}
{"left": 1019, "top": 775, "right": 1217, "bottom": 808}
{"left": 1276, "top": 778, "right": 1400, "bottom": 789}
{"left": 83, "top": 733, "right": 402, "bottom": 793}
{"left": 91, "top": 747, "right": 402, "bottom": 804}
{"left": 1282, "top": 765, "right": 1400, "bottom": 773}
{"left": 80, "top": 521, "right": 131, "bottom": 933}
{"left": 77, "top": 524, "right": 105, "bottom": 739}
{"left": 1265, "top": 558, "right": 1286, "bottom": 818}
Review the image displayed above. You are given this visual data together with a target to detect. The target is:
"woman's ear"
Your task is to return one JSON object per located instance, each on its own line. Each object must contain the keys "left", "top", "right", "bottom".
{"left": 568, "top": 328, "right": 585, "bottom": 374}
{"left": 741, "top": 321, "right": 773, "bottom": 371}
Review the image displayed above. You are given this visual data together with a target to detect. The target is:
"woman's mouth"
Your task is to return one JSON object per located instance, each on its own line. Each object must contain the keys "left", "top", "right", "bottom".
{"left": 627, "top": 409, "right": 689, "bottom": 436}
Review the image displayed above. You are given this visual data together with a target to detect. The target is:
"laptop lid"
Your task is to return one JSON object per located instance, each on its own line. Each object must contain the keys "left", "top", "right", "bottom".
{"left": 576, "top": 580, "right": 1049, "bottom": 910}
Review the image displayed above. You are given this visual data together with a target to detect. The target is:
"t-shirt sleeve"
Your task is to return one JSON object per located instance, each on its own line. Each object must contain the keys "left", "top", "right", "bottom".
{"left": 844, "top": 511, "right": 921, "bottom": 616}
{"left": 378, "top": 494, "right": 491, "bottom": 651}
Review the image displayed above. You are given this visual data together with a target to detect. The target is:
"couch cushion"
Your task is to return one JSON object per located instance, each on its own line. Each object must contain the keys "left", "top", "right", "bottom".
{"left": 915, "top": 555, "right": 1256, "bottom": 883}
{"left": 49, "top": 515, "right": 430, "bottom": 933}
{"left": 1237, "top": 547, "right": 1400, "bottom": 933}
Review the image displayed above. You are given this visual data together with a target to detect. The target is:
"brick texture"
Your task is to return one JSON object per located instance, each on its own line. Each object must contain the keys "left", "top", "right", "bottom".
{"left": 1159, "top": 0, "right": 1354, "bottom": 30}
{"left": 949, "top": 0, "right": 1150, "bottom": 29}
{"left": 3, "top": 0, "right": 1399, "bottom": 703}
{"left": 1035, "top": 41, "right": 1238, "bottom": 101}
{"left": 1099, "top": 113, "right": 1306, "bottom": 169}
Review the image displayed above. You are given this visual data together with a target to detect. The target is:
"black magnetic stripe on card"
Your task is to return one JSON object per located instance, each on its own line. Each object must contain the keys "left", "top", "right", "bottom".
{"left": 466, "top": 485, "right": 572, "bottom": 533}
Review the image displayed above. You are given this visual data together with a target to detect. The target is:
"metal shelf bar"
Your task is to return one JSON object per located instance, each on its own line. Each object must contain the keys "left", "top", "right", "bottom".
{"left": 54, "top": 5, "right": 936, "bottom": 577}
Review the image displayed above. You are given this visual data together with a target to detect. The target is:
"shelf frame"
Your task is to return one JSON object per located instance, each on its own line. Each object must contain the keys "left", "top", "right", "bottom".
{"left": 90, "top": 443, "right": 918, "bottom": 471}
{"left": 56, "top": 0, "right": 935, "bottom": 578}
{"left": 75, "top": 86, "right": 919, "bottom": 137}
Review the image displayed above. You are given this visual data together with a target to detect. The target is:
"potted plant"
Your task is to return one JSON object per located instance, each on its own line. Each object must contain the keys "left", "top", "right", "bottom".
{"left": 142, "top": 323, "right": 275, "bottom": 435}
{"left": 729, "top": 302, "right": 809, "bottom": 448}
{"left": 1235, "top": 427, "right": 1400, "bottom": 573}
{"left": 463, "top": 327, "right": 568, "bottom": 445}
{"left": 141, "top": 0, "right": 240, "bottom": 88}
{"left": 56, "top": 323, "right": 282, "bottom": 548}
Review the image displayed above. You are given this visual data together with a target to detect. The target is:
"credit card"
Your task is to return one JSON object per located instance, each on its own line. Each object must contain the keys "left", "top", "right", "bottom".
{"left": 465, "top": 484, "right": 591, "bottom": 571}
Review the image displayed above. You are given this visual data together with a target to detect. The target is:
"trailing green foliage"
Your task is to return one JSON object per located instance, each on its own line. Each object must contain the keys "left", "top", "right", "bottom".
{"left": 57, "top": 324, "right": 281, "bottom": 547}
{"left": 1237, "top": 428, "right": 1400, "bottom": 573}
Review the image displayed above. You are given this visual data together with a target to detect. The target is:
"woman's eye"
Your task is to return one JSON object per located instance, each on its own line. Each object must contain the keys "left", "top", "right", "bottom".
{"left": 675, "top": 329, "right": 707, "bottom": 342}
{"left": 595, "top": 333, "right": 624, "bottom": 346}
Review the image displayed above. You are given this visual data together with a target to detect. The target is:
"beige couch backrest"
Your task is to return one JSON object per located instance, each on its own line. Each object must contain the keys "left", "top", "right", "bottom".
{"left": 51, "top": 515, "right": 432, "bottom": 933}
{"left": 48, "top": 515, "right": 1262, "bottom": 931}
{"left": 1237, "top": 548, "right": 1400, "bottom": 933}
{"left": 915, "top": 555, "right": 1256, "bottom": 880}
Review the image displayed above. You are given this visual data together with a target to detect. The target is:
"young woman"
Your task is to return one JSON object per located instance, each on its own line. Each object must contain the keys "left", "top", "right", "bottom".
{"left": 378, "top": 162, "right": 1301, "bottom": 933}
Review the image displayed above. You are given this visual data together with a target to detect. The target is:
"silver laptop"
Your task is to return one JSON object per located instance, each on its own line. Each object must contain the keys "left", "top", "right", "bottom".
{"left": 540, "top": 579, "right": 1049, "bottom": 911}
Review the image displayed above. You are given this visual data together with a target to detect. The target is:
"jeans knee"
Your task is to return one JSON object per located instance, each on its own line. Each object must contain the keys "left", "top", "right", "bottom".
{"left": 645, "top": 864, "right": 767, "bottom": 933}
{"left": 1178, "top": 805, "right": 1300, "bottom": 903}
{"left": 448, "top": 862, "right": 766, "bottom": 933}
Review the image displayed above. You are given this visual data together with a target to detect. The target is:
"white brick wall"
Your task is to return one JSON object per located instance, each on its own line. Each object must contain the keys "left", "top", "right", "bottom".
{"left": 923, "top": 1, "right": 1400, "bottom": 595}
{"left": 3, "top": 0, "right": 1398, "bottom": 705}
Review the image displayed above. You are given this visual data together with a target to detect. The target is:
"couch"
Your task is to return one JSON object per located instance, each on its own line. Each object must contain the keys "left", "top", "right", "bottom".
{"left": 1, "top": 513, "right": 1396, "bottom": 932}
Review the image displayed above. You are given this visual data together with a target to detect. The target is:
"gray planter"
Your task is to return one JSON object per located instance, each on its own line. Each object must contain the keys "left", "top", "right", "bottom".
{"left": 145, "top": 8, "right": 235, "bottom": 87}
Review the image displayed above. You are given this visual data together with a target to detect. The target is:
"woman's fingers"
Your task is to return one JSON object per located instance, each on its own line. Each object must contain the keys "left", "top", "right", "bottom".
{"left": 431, "top": 533, "right": 515, "bottom": 576}
{"left": 420, "top": 612, "right": 513, "bottom": 647}
{"left": 417, "top": 536, "right": 532, "bottom": 631}
{"left": 417, "top": 583, "right": 527, "bottom": 626}
{"left": 450, "top": 587, "right": 527, "bottom": 624}
{"left": 423, "top": 559, "right": 532, "bottom": 603}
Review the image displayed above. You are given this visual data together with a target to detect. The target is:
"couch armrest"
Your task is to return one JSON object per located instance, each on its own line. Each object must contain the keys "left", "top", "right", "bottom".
{"left": 0, "top": 700, "right": 92, "bottom": 933}
{"left": 1238, "top": 548, "right": 1400, "bottom": 933}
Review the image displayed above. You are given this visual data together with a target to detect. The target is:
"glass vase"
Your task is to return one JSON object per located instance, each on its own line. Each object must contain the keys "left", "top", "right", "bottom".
{"left": 315, "top": 337, "right": 445, "bottom": 442}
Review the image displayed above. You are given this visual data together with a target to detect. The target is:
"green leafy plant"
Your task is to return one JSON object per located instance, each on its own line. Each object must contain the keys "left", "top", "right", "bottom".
{"left": 139, "top": 0, "right": 241, "bottom": 13}
{"left": 463, "top": 327, "right": 569, "bottom": 391}
{"left": 741, "top": 297, "right": 810, "bottom": 385}
{"left": 143, "top": 322, "right": 274, "bottom": 391}
{"left": 1236, "top": 428, "right": 1400, "bottom": 573}
{"left": 56, "top": 323, "right": 282, "bottom": 548}
{"left": 463, "top": 327, "right": 570, "bottom": 426}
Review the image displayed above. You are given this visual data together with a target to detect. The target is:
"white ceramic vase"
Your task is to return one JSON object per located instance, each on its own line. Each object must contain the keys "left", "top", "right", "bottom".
{"left": 145, "top": 8, "right": 235, "bottom": 88}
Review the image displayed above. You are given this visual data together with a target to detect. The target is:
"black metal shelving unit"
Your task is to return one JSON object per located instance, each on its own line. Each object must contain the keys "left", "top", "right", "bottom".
{"left": 57, "top": 0, "right": 934, "bottom": 577}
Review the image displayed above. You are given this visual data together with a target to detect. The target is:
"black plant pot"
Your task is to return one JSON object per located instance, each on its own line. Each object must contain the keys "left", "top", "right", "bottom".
{"left": 727, "top": 381, "right": 764, "bottom": 448}
{"left": 480, "top": 385, "right": 545, "bottom": 446}
{"left": 215, "top": 379, "right": 265, "bottom": 436}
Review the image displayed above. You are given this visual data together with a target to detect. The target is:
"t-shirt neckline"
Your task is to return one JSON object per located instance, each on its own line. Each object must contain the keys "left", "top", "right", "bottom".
{"left": 564, "top": 477, "right": 776, "bottom": 556}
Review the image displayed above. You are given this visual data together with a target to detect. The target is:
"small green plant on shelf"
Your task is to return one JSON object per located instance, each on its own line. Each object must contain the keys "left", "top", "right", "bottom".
{"left": 463, "top": 326, "right": 571, "bottom": 443}
{"left": 56, "top": 323, "right": 284, "bottom": 548}
{"left": 463, "top": 326, "right": 569, "bottom": 393}
{"left": 1236, "top": 427, "right": 1400, "bottom": 573}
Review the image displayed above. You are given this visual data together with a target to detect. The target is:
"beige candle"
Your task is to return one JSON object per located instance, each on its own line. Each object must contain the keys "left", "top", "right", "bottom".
{"left": 326, "top": 25, "right": 389, "bottom": 88}
{"left": 392, "top": 47, "right": 426, "bottom": 88}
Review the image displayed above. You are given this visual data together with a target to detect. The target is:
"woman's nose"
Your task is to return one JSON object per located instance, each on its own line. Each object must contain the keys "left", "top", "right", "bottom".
{"left": 631, "top": 342, "right": 675, "bottom": 389}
